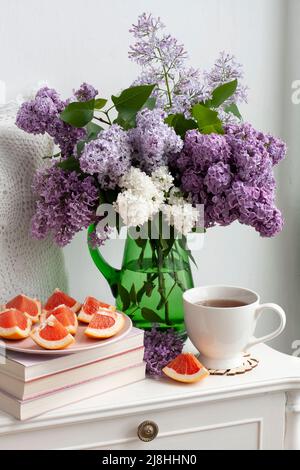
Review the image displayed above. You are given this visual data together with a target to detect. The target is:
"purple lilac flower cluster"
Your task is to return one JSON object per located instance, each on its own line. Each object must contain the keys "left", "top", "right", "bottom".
{"left": 16, "top": 87, "right": 86, "bottom": 157}
{"left": 204, "top": 51, "right": 248, "bottom": 107}
{"left": 31, "top": 166, "right": 99, "bottom": 246}
{"left": 74, "top": 82, "right": 98, "bottom": 102}
{"left": 169, "top": 123, "right": 286, "bottom": 237}
{"left": 144, "top": 326, "right": 184, "bottom": 376}
{"left": 129, "top": 14, "right": 247, "bottom": 117}
{"left": 15, "top": 13, "right": 286, "bottom": 246}
{"left": 170, "top": 67, "right": 212, "bottom": 116}
{"left": 129, "top": 13, "right": 211, "bottom": 115}
{"left": 80, "top": 124, "right": 132, "bottom": 189}
{"left": 129, "top": 108, "right": 183, "bottom": 173}
{"left": 88, "top": 219, "right": 112, "bottom": 248}
{"left": 129, "top": 13, "right": 186, "bottom": 67}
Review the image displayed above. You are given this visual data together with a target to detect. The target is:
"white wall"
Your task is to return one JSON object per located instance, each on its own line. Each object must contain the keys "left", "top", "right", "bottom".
{"left": 1, "top": 0, "right": 297, "bottom": 353}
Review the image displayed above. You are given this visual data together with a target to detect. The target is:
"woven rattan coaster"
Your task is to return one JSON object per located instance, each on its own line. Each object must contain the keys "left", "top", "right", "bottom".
{"left": 206, "top": 352, "right": 259, "bottom": 376}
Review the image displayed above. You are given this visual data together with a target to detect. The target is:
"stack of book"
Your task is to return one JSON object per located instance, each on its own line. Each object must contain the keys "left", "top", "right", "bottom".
{"left": 0, "top": 327, "right": 145, "bottom": 420}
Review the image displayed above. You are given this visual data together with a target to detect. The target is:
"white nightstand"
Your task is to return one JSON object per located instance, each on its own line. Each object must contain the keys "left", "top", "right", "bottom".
{"left": 0, "top": 344, "right": 300, "bottom": 450}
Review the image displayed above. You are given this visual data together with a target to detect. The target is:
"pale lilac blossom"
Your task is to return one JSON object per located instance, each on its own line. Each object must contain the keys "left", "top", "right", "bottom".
{"left": 16, "top": 87, "right": 85, "bottom": 157}
{"left": 129, "top": 108, "right": 183, "bottom": 173}
{"left": 31, "top": 166, "right": 99, "bottom": 246}
{"left": 204, "top": 51, "right": 248, "bottom": 106}
{"left": 129, "top": 13, "right": 206, "bottom": 114}
{"left": 88, "top": 219, "right": 112, "bottom": 248}
{"left": 80, "top": 124, "right": 132, "bottom": 189}
{"left": 74, "top": 82, "right": 98, "bottom": 101}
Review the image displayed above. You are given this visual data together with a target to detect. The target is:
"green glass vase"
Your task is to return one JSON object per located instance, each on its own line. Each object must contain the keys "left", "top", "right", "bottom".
{"left": 88, "top": 227, "right": 194, "bottom": 334}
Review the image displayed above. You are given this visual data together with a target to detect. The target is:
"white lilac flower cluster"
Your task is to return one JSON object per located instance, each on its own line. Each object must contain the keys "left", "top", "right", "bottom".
{"left": 163, "top": 191, "right": 199, "bottom": 236}
{"left": 114, "top": 166, "right": 199, "bottom": 235}
{"left": 114, "top": 167, "right": 164, "bottom": 227}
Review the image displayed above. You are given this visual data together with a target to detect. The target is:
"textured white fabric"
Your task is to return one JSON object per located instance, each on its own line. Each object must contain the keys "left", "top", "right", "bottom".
{"left": 0, "top": 103, "right": 68, "bottom": 304}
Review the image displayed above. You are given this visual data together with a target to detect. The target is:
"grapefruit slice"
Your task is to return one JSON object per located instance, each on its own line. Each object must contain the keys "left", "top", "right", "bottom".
{"left": 85, "top": 311, "right": 124, "bottom": 339}
{"left": 5, "top": 294, "right": 41, "bottom": 323}
{"left": 44, "top": 288, "right": 81, "bottom": 313}
{"left": 0, "top": 309, "right": 32, "bottom": 340}
{"left": 78, "top": 296, "right": 116, "bottom": 324}
{"left": 30, "top": 315, "right": 75, "bottom": 350}
{"left": 41, "top": 305, "right": 78, "bottom": 335}
{"left": 162, "top": 353, "right": 209, "bottom": 383}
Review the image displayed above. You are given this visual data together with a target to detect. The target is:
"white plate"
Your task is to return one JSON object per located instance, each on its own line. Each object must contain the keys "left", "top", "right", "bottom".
{"left": 1, "top": 313, "right": 132, "bottom": 355}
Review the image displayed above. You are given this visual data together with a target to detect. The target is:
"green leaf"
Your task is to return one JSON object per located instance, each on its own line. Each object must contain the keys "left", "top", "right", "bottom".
{"left": 192, "top": 103, "right": 219, "bottom": 127}
{"left": 160, "top": 238, "right": 169, "bottom": 251}
{"left": 187, "top": 249, "right": 197, "bottom": 268}
{"left": 201, "top": 123, "right": 224, "bottom": 135}
{"left": 86, "top": 121, "right": 102, "bottom": 140}
{"left": 160, "top": 236, "right": 175, "bottom": 258}
{"left": 178, "top": 235, "right": 187, "bottom": 251}
{"left": 145, "top": 281, "right": 155, "bottom": 297}
{"left": 94, "top": 98, "right": 107, "bottom": 109}
{"left": 142, "top": 96, "right": 156, "bottom": 110}
{"left": 57, "top": 156, "right": 81, "bottom": 172}
{"left": 129, "top": 284, "right": 137, "bottom": 305}
{"left": 141, "top": 307, "right": 162, "bottom": 323}
{"left": 76, "top": 141, "right": 85, "bottom": 155}
{"left": 136, "top": 274, "right": 158, "bottom": 303}
{"left": 136, "top": 287, "right": 145, "bottom": 304}
{"left": 113, "top": 115, "right": 136, "bottom": 131}
{"left": 76, "top": 122, "right": 103, "bottom": 155}
{"left": 207, "top": 79, "right": 238, "bottom": 108}
{"left": 137, "top": 282, "right": 152, "bottom": 302}
{"left": 178, "top": 236, "right": 197, "bottom": 268}
{"left": 164, "top": 114, "right": 174, "bottom": 126}
{"left": 118, "top": 284, "right": 131, "bottom": 311}
{"left": 191, "top": 103, "right": 224, "bottom": 134}
{"left": 60, "top": 99, "right": 95, "bottom": 127}
{"left": 165, "top": 113, "right": 197, "bottom": 138}
{"left": 224, "top": 103, "right": 242, "bottom": 120}
{"left": 112, "top": 84, "right": 156, "bottom": 128}
{"left": 112, "top": 85, "right": 156, "bottom": 111}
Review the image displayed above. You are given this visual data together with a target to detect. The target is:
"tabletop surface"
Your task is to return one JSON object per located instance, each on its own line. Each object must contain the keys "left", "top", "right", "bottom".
{"left": 0, "top": 344, "right": 300, "bottom": 431}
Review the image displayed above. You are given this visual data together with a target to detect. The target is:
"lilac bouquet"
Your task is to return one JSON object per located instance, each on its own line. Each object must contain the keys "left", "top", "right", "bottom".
{"left": 16, "top": 13, "right": 286, "bottom": 248}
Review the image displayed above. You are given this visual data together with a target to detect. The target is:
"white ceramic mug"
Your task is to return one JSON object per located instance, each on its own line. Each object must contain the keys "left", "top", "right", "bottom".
{"left": 183, "top": 285, "right": 286, "bottom": 369}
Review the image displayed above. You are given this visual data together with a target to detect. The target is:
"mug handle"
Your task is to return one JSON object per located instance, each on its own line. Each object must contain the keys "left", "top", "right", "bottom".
{"left": 245, "top": 303, "right": 286, "bottom": 350}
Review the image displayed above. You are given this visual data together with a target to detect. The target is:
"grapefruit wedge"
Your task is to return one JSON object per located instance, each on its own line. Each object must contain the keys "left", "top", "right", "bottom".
{"left": 5, "top": 294, "right": 41, "bottom": 323}
{"left": 78, "top": 296, "right": 115, "bottom": 324}
{"left": 0, "top": 308, "right": 32, "bottom": 340}
{"left": 44, "top": 289, "right": 81, "bottom": 313}
{"left": 31, "top": 315, "right": 75, "bottom": 350}
{"left": 85, "top": 311, "right": 124, "bottom": 339}
{"left": 162, "top": 353, "right": 209, "bottom": 383}
{"left": 41, "top": 305, "right": 78, "bottom": 335}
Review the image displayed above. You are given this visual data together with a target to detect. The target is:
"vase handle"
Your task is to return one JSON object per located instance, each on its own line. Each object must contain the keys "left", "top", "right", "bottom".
{"left": 87, "top": 225, "right": 120, "bottom": 297}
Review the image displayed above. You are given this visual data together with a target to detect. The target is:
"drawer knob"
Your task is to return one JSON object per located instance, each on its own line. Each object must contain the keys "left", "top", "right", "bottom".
{"left": 137, "top": 420, "right": 159, "bottom": 442}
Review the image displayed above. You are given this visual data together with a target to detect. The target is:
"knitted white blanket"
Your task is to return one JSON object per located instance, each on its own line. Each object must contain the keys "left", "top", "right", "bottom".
{"left": 0, "top": 103, "right": 67, "bottom": 304}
